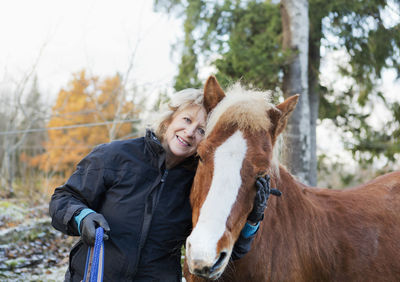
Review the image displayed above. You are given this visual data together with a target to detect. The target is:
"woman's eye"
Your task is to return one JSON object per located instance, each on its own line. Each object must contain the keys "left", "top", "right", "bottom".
{"left": 197, "top": 128, "right": 205, "bottom": 136}
{"left": 183, "top": 117, "right": 191, "bottom": 123}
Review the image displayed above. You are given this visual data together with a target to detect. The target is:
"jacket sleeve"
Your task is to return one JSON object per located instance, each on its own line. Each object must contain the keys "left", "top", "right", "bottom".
{"left": 49, "top": 144, "right": 109, "bottom": 236}
{"left": 230, "top": 223, "right": 259, "bottom": 260}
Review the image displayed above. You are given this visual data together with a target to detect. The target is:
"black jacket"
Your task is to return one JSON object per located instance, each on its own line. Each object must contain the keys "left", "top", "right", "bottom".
{"left": 49, "top": 130, "right": 254, "bottom": 281}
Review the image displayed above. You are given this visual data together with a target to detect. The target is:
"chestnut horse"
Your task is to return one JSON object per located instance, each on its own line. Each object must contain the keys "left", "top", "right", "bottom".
{"left": 185, "top": 76, "right": 400, "bottom": 281}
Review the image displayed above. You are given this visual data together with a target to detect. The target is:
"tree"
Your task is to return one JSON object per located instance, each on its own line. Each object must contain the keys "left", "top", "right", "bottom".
{"left": 0, "top": 42, "right": 49, "bottom": 197}
{"left": 30, "top": 71, "right": 140, "bottom": 178}
{"left": 311, "top": 0, "right": 400, "bottom": 166}
{"left": 173, "top": 0, "right": 203, "bottom": 91}
{"left": 281, "top": 0, "right": 312, "bottom": 184}
{"left": 0, "top": 75, "right": 46, "bottom": 196}
{"left": 154, "top": 0, "right": 400, "bottom": 185}
{"left": 18, "top": 77, "right": 47, "bottom": 185}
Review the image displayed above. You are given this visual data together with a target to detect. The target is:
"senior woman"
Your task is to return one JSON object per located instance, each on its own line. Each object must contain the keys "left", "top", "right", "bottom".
{"left": 49, "top": 87, "right": 268, "bottom": 281}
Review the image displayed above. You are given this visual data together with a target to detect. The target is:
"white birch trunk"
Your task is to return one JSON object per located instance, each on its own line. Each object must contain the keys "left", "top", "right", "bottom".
{"left": 281, "top": 0, "right": 312, "bottom": 185}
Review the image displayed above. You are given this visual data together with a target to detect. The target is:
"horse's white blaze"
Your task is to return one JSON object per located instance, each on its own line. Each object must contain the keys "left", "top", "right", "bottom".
{"left": 187, "top": 130, "right": 247, "bottom": 263}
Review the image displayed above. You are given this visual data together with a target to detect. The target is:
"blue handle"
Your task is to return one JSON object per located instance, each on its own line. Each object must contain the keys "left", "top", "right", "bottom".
{"left": 83, "top": 227, "right": 104, "bottom": 282}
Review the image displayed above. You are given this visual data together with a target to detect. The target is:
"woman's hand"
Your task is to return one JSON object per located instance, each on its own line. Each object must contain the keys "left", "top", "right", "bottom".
{"left": 81, "top": 213, "right": 111, "bottom": 245}
{"left": 247, "top": 175, "right": 281, "bottom": 225}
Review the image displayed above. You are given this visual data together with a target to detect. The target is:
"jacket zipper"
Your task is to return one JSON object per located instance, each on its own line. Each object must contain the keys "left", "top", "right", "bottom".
{"left": 130, "top": 169, "right": 169, "bottom": 278}
{"left": 147, "top": 170, "right": 168, "bottom": 214}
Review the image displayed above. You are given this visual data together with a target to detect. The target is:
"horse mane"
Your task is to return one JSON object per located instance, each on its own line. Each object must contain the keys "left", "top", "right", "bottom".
{"left": 205, "top": 83, "right": 275, "bottom": 136}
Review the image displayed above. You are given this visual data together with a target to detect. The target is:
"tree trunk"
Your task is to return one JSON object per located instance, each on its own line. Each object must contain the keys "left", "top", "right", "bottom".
{"left": 281, "top": 0, "right": 312, "bottom": 185}
{"left": 1, "top": 147, "right": 14, "bottom": 196}
{"left": 308, "top": 17, "right": 322, "bottom": 186}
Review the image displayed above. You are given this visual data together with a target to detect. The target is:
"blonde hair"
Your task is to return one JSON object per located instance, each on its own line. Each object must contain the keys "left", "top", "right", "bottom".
{"left": 152, "top": 88, "right": 204, "bottom": 141}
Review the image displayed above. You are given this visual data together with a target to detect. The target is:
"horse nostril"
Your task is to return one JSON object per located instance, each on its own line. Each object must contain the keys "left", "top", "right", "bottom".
{"left": 191, "top": 252, "right": 227, "bottom": 278}
{"left": 194, "top": 266, "right": 211, "bottom": 276}
{"left": 211, "top": 251, "right": 227, "bottom": 272}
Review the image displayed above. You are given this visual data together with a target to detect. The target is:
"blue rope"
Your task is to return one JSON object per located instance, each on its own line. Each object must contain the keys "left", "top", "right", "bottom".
{"left": 83, "top": 227, "right": 104, "bottom": 282}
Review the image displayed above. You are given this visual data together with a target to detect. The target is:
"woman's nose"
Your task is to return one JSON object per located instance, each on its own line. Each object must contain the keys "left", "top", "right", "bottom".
{"left": 185, "top": 125, "right": 196, "bottom": 137}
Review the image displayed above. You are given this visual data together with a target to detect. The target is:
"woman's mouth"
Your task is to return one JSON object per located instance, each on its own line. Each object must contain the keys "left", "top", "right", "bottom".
{"left": 176, "top": 135, "right": 190, "bottom": 146}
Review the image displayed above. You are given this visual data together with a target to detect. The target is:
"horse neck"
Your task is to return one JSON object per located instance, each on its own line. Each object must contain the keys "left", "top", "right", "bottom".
{"left": 272, "top": 165, "right": 314, "bottom": 216}
{"left": 261, "top": 165, "right": 334, "bottom": 278}
{"left": 265, "top": 165, "right": 330, "bottom": 251}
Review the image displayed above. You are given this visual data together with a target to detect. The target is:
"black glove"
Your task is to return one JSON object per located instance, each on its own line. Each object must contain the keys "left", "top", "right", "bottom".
{"left": 247, "top": 175, "right": 282, "bottom": 224}
{"left": 81, "top": 212, "right": 111, "bottom": 246}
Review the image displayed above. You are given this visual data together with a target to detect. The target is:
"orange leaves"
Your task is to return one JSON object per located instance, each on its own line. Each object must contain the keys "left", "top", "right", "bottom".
{"left": 31, "top": 70, "right": 139, "bottom": 178}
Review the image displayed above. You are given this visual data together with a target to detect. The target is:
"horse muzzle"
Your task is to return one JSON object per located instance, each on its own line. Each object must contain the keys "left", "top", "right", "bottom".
{"left": 187, "top": 249, "right": 229, "bottom": 280}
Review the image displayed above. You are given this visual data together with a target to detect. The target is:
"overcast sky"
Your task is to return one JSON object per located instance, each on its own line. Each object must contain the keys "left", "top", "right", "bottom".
{"left": 1, "top": 1, "right": 398, "bottom": 101}
{"left": 0, "top": 0, "right": 182, "bottom": 103}
{"left": 0, "top": 0, "right": 398, "bottom": 112}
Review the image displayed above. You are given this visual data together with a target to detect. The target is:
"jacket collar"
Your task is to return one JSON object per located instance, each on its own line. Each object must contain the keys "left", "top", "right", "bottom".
{"left": 145, "top": 129, "right": 165, "bottom": 156}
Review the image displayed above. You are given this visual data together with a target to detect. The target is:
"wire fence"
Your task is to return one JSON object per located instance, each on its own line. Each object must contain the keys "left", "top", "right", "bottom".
{"left": 0, "top": 119, "right": 141, "bottom": 136}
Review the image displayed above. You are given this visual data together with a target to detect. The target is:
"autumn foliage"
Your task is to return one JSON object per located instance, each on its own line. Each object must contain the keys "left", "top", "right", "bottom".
{"left": 30, "top": 71, "right": 139, "bottom": 178}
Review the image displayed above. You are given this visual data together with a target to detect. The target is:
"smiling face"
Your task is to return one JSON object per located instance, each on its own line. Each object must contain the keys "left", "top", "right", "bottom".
{"left": 163, "top": 105, "right": 207, "bottom": 167}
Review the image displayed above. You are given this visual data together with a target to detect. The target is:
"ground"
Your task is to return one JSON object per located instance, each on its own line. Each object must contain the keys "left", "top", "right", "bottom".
{"left": 0, "top": 201, "right": 75, "bottom": 281}
{"left": 0, "top": 200, "right": 188, "bottom": 281}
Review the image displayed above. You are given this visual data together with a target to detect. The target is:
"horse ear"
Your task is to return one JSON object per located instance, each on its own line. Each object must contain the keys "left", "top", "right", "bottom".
{"left": 203, "top": 75, "right": 225, "bottom": 113}
{"left": 269, "top": 94, "right": 299, "bottom": 142}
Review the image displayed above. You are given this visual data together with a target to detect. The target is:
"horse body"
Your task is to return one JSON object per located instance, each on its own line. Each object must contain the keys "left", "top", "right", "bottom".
{"left": 228, "top": 168, "right": 400, "bottom": 282}
{"left": 185, "top": 76, "right": 400, "bottom": 281}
